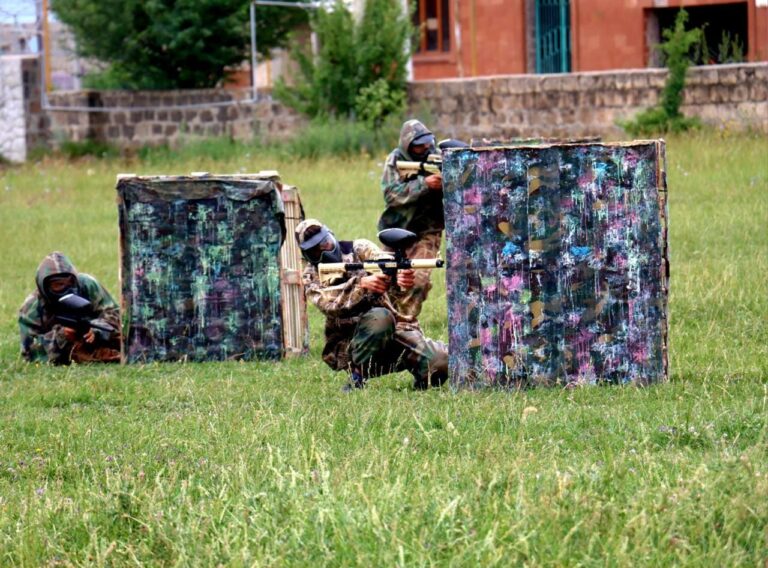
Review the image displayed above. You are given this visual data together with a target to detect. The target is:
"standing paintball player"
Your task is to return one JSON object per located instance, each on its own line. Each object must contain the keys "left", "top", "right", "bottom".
{"left": 296, "top": 219, "right": 447, "bottom": 391}
{"left": 378, "top": 118, "right": 443, "bottom": 317}
{"left": 18, "top": 252, "right": 121, "bottom": 364}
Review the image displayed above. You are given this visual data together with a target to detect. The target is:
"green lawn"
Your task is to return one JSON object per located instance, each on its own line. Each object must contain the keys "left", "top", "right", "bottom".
{"left": 0, "top": 132, "right": 766, "bottom": 566}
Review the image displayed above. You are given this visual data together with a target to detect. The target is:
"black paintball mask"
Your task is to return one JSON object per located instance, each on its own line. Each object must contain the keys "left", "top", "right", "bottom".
{"left": 42, "top": 274, "right": 80, "bottom": 307}
{"left": 409, "top": 132, "right": 436, "bottom": 162}
{"left": 299, "top": 225, "right": 342, "bottom": 265}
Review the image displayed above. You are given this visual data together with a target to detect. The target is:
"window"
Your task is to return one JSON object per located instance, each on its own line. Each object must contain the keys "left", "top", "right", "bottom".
{"left": 647, "top": 3, "right": 748, "bottom": 67}
{"left": 535, "top": 0, "right": 571, "bottom": 73}
{"left": 413, "top": 0, "right": 451, "bottom": 53}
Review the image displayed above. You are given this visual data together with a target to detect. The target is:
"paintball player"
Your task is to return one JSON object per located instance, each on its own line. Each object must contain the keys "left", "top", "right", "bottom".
{"left": 378, "top": 118, "right": 443, "bottom": 317}
{"left": 18, "top": 252, "right": 121, "bottom": 364}
{"left": 296, "top": 219, "right": 447, "bottom": 391}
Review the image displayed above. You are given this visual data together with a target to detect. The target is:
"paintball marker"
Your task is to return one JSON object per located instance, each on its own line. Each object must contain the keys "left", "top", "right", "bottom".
{"left": 54, "top": 293, "right": 115, "bottom": 336}
{"left": 317, "top": 228, "right": 444, "bottom": 287}
{"left": 395, "top": 138, "right": 469, "bottom": 178}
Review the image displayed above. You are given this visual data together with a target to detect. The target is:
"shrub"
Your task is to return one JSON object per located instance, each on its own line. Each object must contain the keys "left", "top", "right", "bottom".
{"left": 355, "top": 78, "right": 407, "bottom": 127}
{"left": 620, "top": 9, "right": 702, "bottom": 137}
{"left": 274, "top": 3, "right": 359, "bottom": 118}
{"left": 58, "top": 139, "right": 120, "bottom": 159}
{"left": 280, "top": 115, "right": 402, "bottom": 160}
{"left": 717, "top": 30, "right": 744, "bottom": 64}
{"left": 275, "top": 0, "right": 414, "bottom": 125}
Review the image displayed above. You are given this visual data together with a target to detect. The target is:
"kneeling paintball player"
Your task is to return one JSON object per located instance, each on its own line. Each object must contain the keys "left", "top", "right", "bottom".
{"left": 19, "top": 252, "right": 121, "bottom": 364}
{"left": 295, "top": 219, "right": 447, "bottom": 391}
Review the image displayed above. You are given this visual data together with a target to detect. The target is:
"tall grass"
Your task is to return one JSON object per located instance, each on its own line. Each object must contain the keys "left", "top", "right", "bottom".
{"left": 0, "top": 130, "right": 765, "bottom": 565}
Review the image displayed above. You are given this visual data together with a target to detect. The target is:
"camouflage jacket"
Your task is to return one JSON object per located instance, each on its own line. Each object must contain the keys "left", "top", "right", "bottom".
{"left": 18, "top": 252, "right": 121, "bottom": 364}
{"left": 303, "top": 239, "right": 417, "bottom": 371}
{"left": 377, "top": 119, "right": 444, "bottom": 236}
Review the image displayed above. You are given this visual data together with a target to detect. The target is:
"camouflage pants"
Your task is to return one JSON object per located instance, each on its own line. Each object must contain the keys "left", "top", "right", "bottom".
{"left": 349, "top": 307, "right": 447, "bottom": 388}
{"left": 385, "top": 231, "right": 442, "bottom": 318}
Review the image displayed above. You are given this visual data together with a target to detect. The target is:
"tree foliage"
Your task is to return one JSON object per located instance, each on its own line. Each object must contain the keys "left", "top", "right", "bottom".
{"left": 275, "top": 0, "right": 415, "bottom": 125}
{"left": 52, "top": 0, "right": 310, "bottom": 89}
{"left": 621, "top": 9, "right": 702, "bottom": 136}
{"left": 275, "top": 4, "right": 358, "bottom": 118}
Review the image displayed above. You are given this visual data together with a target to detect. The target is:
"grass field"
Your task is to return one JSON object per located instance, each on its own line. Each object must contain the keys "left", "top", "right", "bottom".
{"left": 0, "top": 131, "right": 766, "bottom": 566}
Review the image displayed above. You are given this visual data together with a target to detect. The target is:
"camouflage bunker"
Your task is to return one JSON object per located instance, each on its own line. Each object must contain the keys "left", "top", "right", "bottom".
{"left": 116, "top": 172, "right": 307, "bottom": 363}
{"left": 442, "top": 140, "right": 669, "bottom": 388}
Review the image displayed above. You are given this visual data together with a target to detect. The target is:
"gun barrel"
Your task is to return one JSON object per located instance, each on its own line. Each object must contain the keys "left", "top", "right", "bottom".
{"left": 317, "top": 259, "right": 444, "bottom": 279}
{"left": 408, "top": 258, "right": 444, "bottom": 269}
{"left": 395, "top": 160, "right": 441, "bottom": 176}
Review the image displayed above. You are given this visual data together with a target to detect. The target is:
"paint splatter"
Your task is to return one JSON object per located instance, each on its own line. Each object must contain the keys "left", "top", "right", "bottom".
{"left": 117, "top": 175, "right": 287, "bottom": 362}
{"left": 442, "top": 141, "right": 668, "bottom": 388}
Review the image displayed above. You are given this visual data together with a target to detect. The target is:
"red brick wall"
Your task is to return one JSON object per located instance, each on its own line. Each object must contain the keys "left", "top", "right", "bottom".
{"left": 412, "top": 0, "right": 766, "bottom": 79}
{"left": 573, "top": 0, "right": 761, "bottom": 72}
{"left": 412, "top": 0, "right": 527, "bottom": 80}
{"left": 753, "top": 1, "right": 768, "bottom": 61}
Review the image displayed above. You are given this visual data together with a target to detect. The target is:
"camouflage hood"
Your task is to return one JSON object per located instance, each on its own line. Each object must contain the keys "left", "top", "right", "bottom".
{"left": 398, "top": 119, "right": 434, "bottom": 161}
{"left": 35, "top": 251, "right": 79, "bottom": 304}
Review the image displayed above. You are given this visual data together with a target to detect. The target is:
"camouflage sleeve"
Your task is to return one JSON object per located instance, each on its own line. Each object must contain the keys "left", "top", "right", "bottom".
{"left": 18, "top": 295, "right": 70, "bottom": 363}
{"left": 354, "top": 239, "right": 411, "bottom": 304}
{"left": 78, "top": 274, "right": 121, "bottom": 340}
{"left": 353, "top": 239, "right": 388, "bottom": 261}
{"left": 381, "top": 149, "right": 431, "bottom": 207}
{"left": 302, "top": 263, "right": 371, "bottom": 319}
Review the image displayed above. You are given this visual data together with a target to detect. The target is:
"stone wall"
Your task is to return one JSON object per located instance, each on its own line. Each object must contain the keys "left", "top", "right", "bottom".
{"left": 2, "top": 56, "right": 766, "bottom": 162}
{"left": 46, "top": 89, "right": 306, "bottom": 149}
{"left": 409, "top": 63, "right": 768, "bottom": 141}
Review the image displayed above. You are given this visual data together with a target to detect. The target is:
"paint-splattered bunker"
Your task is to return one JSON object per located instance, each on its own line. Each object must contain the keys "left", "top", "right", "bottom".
{"left": 442, "top": 141, "right": 668, "bottom": 388}
{"left": 116, "top": 172, "right": 307, "bottom": 363}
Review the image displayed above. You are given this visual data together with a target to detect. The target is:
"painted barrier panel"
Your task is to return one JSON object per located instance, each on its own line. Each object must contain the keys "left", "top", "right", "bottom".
{"left": 116, "top": 172, "right": 290, "bottom": 363}
{"left": 442, "top": 141, "right": 668, "bottom": 388}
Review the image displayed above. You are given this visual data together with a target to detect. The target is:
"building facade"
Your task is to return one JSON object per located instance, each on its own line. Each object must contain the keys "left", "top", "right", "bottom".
{"left": 0, "top": 20, "right": 96, "bottom": 91}
{"left": 411, "top": 0, "right": 768, "bottom": 80}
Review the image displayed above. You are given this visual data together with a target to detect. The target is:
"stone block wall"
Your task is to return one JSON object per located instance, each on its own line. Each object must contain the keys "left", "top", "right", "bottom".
{"left": 2, "top": 56, "right": 765, "bottom": 162}
{"left": 46, "top": 89, "right": 306, "bottom": 149}
{"left": 409, "top": 63, "right": 768, "bottom": 141}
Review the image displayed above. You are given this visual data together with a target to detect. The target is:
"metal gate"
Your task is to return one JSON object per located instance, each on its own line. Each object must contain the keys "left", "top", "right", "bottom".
{"left": 535, "top": 0, "right": 571, "bottom": 73}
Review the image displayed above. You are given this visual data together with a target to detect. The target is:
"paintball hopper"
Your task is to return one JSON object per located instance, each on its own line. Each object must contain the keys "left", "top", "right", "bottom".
{"left": 437, "top": 139, "right": 469, "bottom": 151}
{"left": 59, "top": 293, "right": 92, "bottom": 312}
{"left": 378, "top": 228, "right": 419, "bottom": 252}
{"left": 56, "top": 293, "right": 114, "bottom": 333}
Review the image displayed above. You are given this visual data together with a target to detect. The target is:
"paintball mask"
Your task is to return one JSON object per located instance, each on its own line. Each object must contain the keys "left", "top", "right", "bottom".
{"left": 409, "top": 131, "right": 436, "bottom": 161}
{"left": 43, "top": 274, "right": 80, "bottom": 305}
{"left": 298, "top": 224, "right": 342, "bottom": 264}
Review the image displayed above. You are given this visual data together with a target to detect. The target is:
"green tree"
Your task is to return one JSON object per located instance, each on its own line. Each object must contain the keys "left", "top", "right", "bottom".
{"left": 275, "top": 0, "right": 415, "bottom": 124}
{"left": 275, "top": 3, "right": 358, "bottom": 117}
{"left": 356, "top": 0, "right": 412, "bottom": 93}
{"left": 52, "top": 0, "right": 310, "bottom": 89}
{"left": 621, "top": 9, "right": 702, "bottom": 136}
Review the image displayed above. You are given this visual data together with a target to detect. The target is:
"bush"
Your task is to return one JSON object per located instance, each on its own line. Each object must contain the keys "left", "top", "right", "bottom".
{"left": 620, "top": 9, "right": 702, "bottom": 137}
{"left": 355, "top": 79, "right": 407, "bottom": 127}
{"left": 58, "top": 139, "right": 120, "bottom": 159}
{"left": 281, "top": 116, "right": 402, "bottom": 160}
{"left": 276, "top": 0, "right": 414, "bottom": 125}
{"left": 274, "top": 3, "right": 359, "bottom": 118}
{"left": 133, "top": 116, "right": 403, "bottom": 164}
